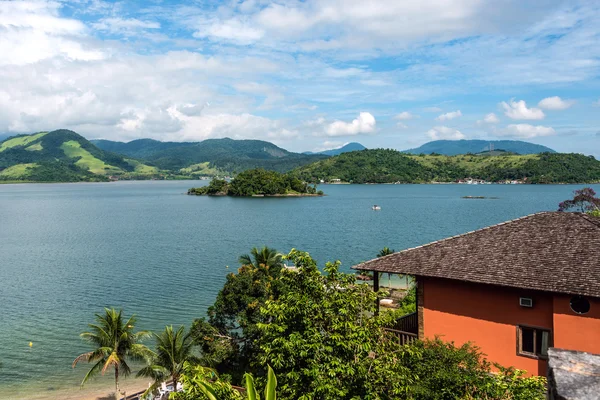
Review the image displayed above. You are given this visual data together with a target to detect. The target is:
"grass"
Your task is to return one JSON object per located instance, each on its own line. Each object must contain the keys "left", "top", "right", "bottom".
{"left": 60, "top": 141, "right": 122, "bottom": 175}
{"left": 407, "top": 154, "right": 538, "bottom": 172}
{"left": 125, "top": 159, "right": 159, "bottom": 174}
{"left": 0, "top": 132, "right": 47, "bottom": 152}
{"left": 0, "top": 163, "right": 38, "bottom": 178}
{"left": 26, "top": 142, "right": 43, "bottom": 151}
{"left": 180, "top": 162, "right": 223, "bottom": 176}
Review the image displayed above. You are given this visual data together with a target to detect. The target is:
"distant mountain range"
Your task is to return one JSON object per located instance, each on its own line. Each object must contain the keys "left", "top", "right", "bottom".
{"left": 303, "top": 142, "right": 366, "bottom": 156}
{"left": 404, "top": 140, "right": 556, "bottom": 156}
{"left": 93, "top": 137, "right": 326, "bottom": 174}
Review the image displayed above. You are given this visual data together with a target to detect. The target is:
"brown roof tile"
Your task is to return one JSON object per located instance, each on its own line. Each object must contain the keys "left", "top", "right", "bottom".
{"left": 353, "top": 212, "right": 600, "bottom": 298}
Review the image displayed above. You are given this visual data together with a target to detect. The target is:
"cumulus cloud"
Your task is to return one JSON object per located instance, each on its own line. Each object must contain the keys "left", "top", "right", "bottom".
{"left": 394, "top": 111, "right": 416, "bottom": 120}
{"left": 498, "top": 124, "right": 556, "bottom": 138}
{"left": 325, "top": 112, "right": 376, "bottom": 136}
{"left": 436, "top": 110, "right": 462, "bottom": 121}
{"left": 193, "top": 17, "right": 264, "bottom": 44}
{"left": 427, "top": 126, "right": 465, "bottom": 140}
{"left": 501, "top": 99, "right": 545, "bottom": 120}
{"left": 538, "top": 96, "right": 575, "bottom": 110}
{"left": 483, "top": 113, "right": 499, "bottom": 123}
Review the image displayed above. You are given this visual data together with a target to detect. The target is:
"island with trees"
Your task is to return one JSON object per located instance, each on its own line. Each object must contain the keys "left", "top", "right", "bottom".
{"left": 187, "top": 168, "right": 324, "bottom": 197}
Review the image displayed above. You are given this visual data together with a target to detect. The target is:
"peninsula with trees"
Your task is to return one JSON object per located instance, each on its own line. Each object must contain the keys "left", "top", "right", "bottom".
{"left": 187, "top": 168, "right": 324, "bottom": 197}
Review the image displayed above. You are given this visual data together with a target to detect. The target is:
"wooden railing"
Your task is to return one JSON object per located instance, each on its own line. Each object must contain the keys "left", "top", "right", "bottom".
{"left": 393, "top": 311, "right": 418, "bottom": 334}
{"left": 385, "top": 328, "right": 418, "bottom": 345}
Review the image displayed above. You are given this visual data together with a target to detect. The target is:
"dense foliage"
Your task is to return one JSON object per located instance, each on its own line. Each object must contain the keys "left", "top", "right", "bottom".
{"left": 292, "top": 149, "right": 600, "bottom": 184}
{"left": 188, "top": 169, "right": 322, "bottom": 196}
{"left": 189, "top": 248, "right": 546, "bottom": 400}
{"left": 190, "top": 247, "right": 286, "bottom": 382}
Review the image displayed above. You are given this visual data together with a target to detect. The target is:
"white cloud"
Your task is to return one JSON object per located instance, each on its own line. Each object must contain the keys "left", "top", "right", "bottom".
{"left": 325, "top": 112, "right": 376, "bottom": 136}
{"left": 396, "top": 122, "right": 408, "bottom": 129}
{"left": 538, "top": 96, "right": 575, "bottom": 110}
{"left": 499, "top": 124, "right": 556, "bottom": 138}
{"left": 394, "top": 111, "right": 416, "bottom": 120}
{"left": 193, "top": 17, "right": 264, "bottom": 44}
{"left": 313, "top": 140, "right": 345, "bottom": 152}
{"left": 501, "top": 99, "right": 545, "bottom": 120}
{"left": 594, "top": 99, "right": 600, "bottom": 107}
{"left": 423, "top": 107, "right": 442, "bottom": 113}
{"left": 427, "top": 126, "right": 465, "bottom": 140}
{"left": 483, "top": 113, "right": 499, "bottom": 123}
{"left": 436, "top": 110, "right": 462, "bottom": 121}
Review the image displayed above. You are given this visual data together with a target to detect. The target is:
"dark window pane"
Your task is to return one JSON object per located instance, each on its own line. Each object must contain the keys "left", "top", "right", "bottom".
{"left": 522, "top": 327, "right": 534, "bottom": 353}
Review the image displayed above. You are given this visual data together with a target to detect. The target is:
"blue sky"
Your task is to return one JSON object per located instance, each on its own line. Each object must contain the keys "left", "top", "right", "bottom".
{"left": 0, "top": 0, "right": 599, "bottom": 155}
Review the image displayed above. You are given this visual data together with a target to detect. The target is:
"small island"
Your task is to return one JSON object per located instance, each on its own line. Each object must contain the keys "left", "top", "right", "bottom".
{"left": 188, "top": 168, "right": 324, "bottom": 197}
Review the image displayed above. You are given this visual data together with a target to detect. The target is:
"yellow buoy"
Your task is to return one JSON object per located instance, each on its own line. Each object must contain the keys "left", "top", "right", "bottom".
{"left": 29, "top": 342, "right": 33, "bottom": 347}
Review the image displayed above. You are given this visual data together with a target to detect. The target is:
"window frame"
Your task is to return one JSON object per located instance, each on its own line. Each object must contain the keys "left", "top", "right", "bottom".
{"left": 516, "top": 324, "right": 551, "bottom": 360}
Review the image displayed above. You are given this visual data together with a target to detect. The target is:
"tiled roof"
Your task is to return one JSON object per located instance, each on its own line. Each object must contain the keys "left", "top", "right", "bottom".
{"left": 353, "top": 212, "right": 600, "bottom": 298}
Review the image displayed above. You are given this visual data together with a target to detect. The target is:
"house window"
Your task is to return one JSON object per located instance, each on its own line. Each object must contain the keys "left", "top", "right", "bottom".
{"left": 517, "top": 326, "right": 550, "bottom": 359}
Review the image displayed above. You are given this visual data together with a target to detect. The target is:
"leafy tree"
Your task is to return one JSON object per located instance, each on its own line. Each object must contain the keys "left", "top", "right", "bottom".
{"left": 254, "top": 250, "right": 545, "bottom": 400}
{"left": 72, "top": 308, "right": 152, "bottom": 396}
{"left": 190, "top": 247, "right": 286, "bottom": 382}
{"left": 137, "top": 325, "right": 199, "bottom": 396}
{"left": 558, "top": 187, "right": 600, "bottom": 213}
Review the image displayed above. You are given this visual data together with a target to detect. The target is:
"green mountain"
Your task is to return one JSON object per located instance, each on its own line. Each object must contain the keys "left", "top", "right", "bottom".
{"left": 91, "top": 138, "right": 196, "bottom": 159}
{"left": 304, "top": 142, "right": 366, "bottom": 156}
{"left": 0, "top": 130, "right": 158, "bottom": 182}
{"left": 404, "top": 140, "right": 556, "bottom": 156}
{"left": 292, "top": 149, "right": 600, "bottom": 184}
{"left": 95, "top": 137, "right": 327, "bottom": 174}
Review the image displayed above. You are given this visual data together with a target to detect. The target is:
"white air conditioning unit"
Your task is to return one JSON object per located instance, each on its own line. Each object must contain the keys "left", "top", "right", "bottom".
{"left": 519, "top": 297, "right": 533, "bottom": 308}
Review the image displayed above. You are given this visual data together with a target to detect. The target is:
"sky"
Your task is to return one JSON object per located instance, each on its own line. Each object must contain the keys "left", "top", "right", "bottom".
{"left": 0, "top": 0, "right": 599, "bottom": 155}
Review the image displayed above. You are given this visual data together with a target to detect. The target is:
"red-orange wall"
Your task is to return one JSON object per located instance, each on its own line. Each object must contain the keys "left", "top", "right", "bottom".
{"left": 421, "top": 277, "right": 600, "bottom": 376}
{"left": 553, "top": 294, "right": 600, "bottom": 354}
{"left": 422, "top": 277, "right": 554, "bottom": 376}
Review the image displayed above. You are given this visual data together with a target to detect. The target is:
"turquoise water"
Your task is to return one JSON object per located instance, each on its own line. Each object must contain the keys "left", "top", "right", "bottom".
{"left": 0, "top": 181, "right": 597, "bottom": 396}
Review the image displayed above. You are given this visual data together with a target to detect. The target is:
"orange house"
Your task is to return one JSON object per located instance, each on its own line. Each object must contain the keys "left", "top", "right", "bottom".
{"left": 355, "top": 212, "right": 600, "bottom": 376}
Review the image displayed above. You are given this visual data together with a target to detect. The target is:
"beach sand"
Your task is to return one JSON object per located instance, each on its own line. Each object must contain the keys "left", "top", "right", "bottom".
{"left": 1, "top": 378, "right": 152, "bottom": 400}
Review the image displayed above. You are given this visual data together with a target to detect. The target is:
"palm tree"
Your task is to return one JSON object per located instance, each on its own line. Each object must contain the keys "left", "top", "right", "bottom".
{"left": 377, "top": 247, "right": 395, "bottom": 257}
{"left": 239, "top": 246, "right": 283, "bottom": 270}
{"left": 137, "top": 325, "right": 198, "bottom": 395}
{"left": 73, "top": 308, "right": 152, "bottom": 396}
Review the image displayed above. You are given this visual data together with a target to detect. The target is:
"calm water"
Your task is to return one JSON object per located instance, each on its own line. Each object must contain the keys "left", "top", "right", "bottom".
{"left": 0, "top": 181, "right": 597, "bottom": 397}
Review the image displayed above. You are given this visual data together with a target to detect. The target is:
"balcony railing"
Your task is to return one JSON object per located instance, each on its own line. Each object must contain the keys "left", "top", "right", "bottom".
{"left": 393, "top": 311, "right": 418, "bottom": 334}
{"left": 385, "top": 328, "right": 418, "bottom": 345}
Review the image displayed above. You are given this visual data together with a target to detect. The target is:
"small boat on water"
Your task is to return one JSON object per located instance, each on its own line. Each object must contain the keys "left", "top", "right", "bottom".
{"left": 372, "top": 205, "right": 381, "bottom": 210}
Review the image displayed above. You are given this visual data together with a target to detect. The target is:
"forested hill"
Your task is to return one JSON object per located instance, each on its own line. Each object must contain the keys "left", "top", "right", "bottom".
{"left": 291, "top": 149, "right": 600, "bottom": 184}
{"left": 91, "top": 138, "right": 195, "bottom": 159}
{"left": 96, "top": 137, "right": 327, "bottom": 173}
{"left": 404, "top": 139, "right": 556, "bottom": 156}
{"left": 0, "top": 130, "right": 158, "bottom": 182}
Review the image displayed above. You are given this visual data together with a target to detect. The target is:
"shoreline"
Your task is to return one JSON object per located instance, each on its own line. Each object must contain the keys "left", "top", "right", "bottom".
{"left": 1, "top": 378, "right": 152, "bottom": 400}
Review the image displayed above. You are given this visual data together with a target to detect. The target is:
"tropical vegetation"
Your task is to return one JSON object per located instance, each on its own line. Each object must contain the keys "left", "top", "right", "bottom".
{"left": 291, "top": 149, "right": 600, "bottom": 184}
{"left": 188, "top": 169, "right": 323, "bottom": 197}
{"left": 72, "top": 308, "right": 152, "bottom": 396}
{"left": 76, "top": 248, "right": 546, "bottom": 399}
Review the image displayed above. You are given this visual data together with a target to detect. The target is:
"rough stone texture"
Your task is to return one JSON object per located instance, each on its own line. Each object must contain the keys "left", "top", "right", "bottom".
{"left": 548, "top": 348, "right": 600, "bottom": 400}
{"left": 353, "top": 212, "right": 600, "bottom": 298}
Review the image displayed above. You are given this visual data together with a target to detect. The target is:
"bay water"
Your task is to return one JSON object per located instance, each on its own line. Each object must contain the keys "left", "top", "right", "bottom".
{"left": 0, "top": 181, "right": 596, "bottom": 398}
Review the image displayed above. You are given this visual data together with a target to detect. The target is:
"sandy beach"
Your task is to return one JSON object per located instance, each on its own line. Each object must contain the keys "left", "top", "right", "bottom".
{"left": 1, "top": 378, "right": 153, "bottom": 400}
